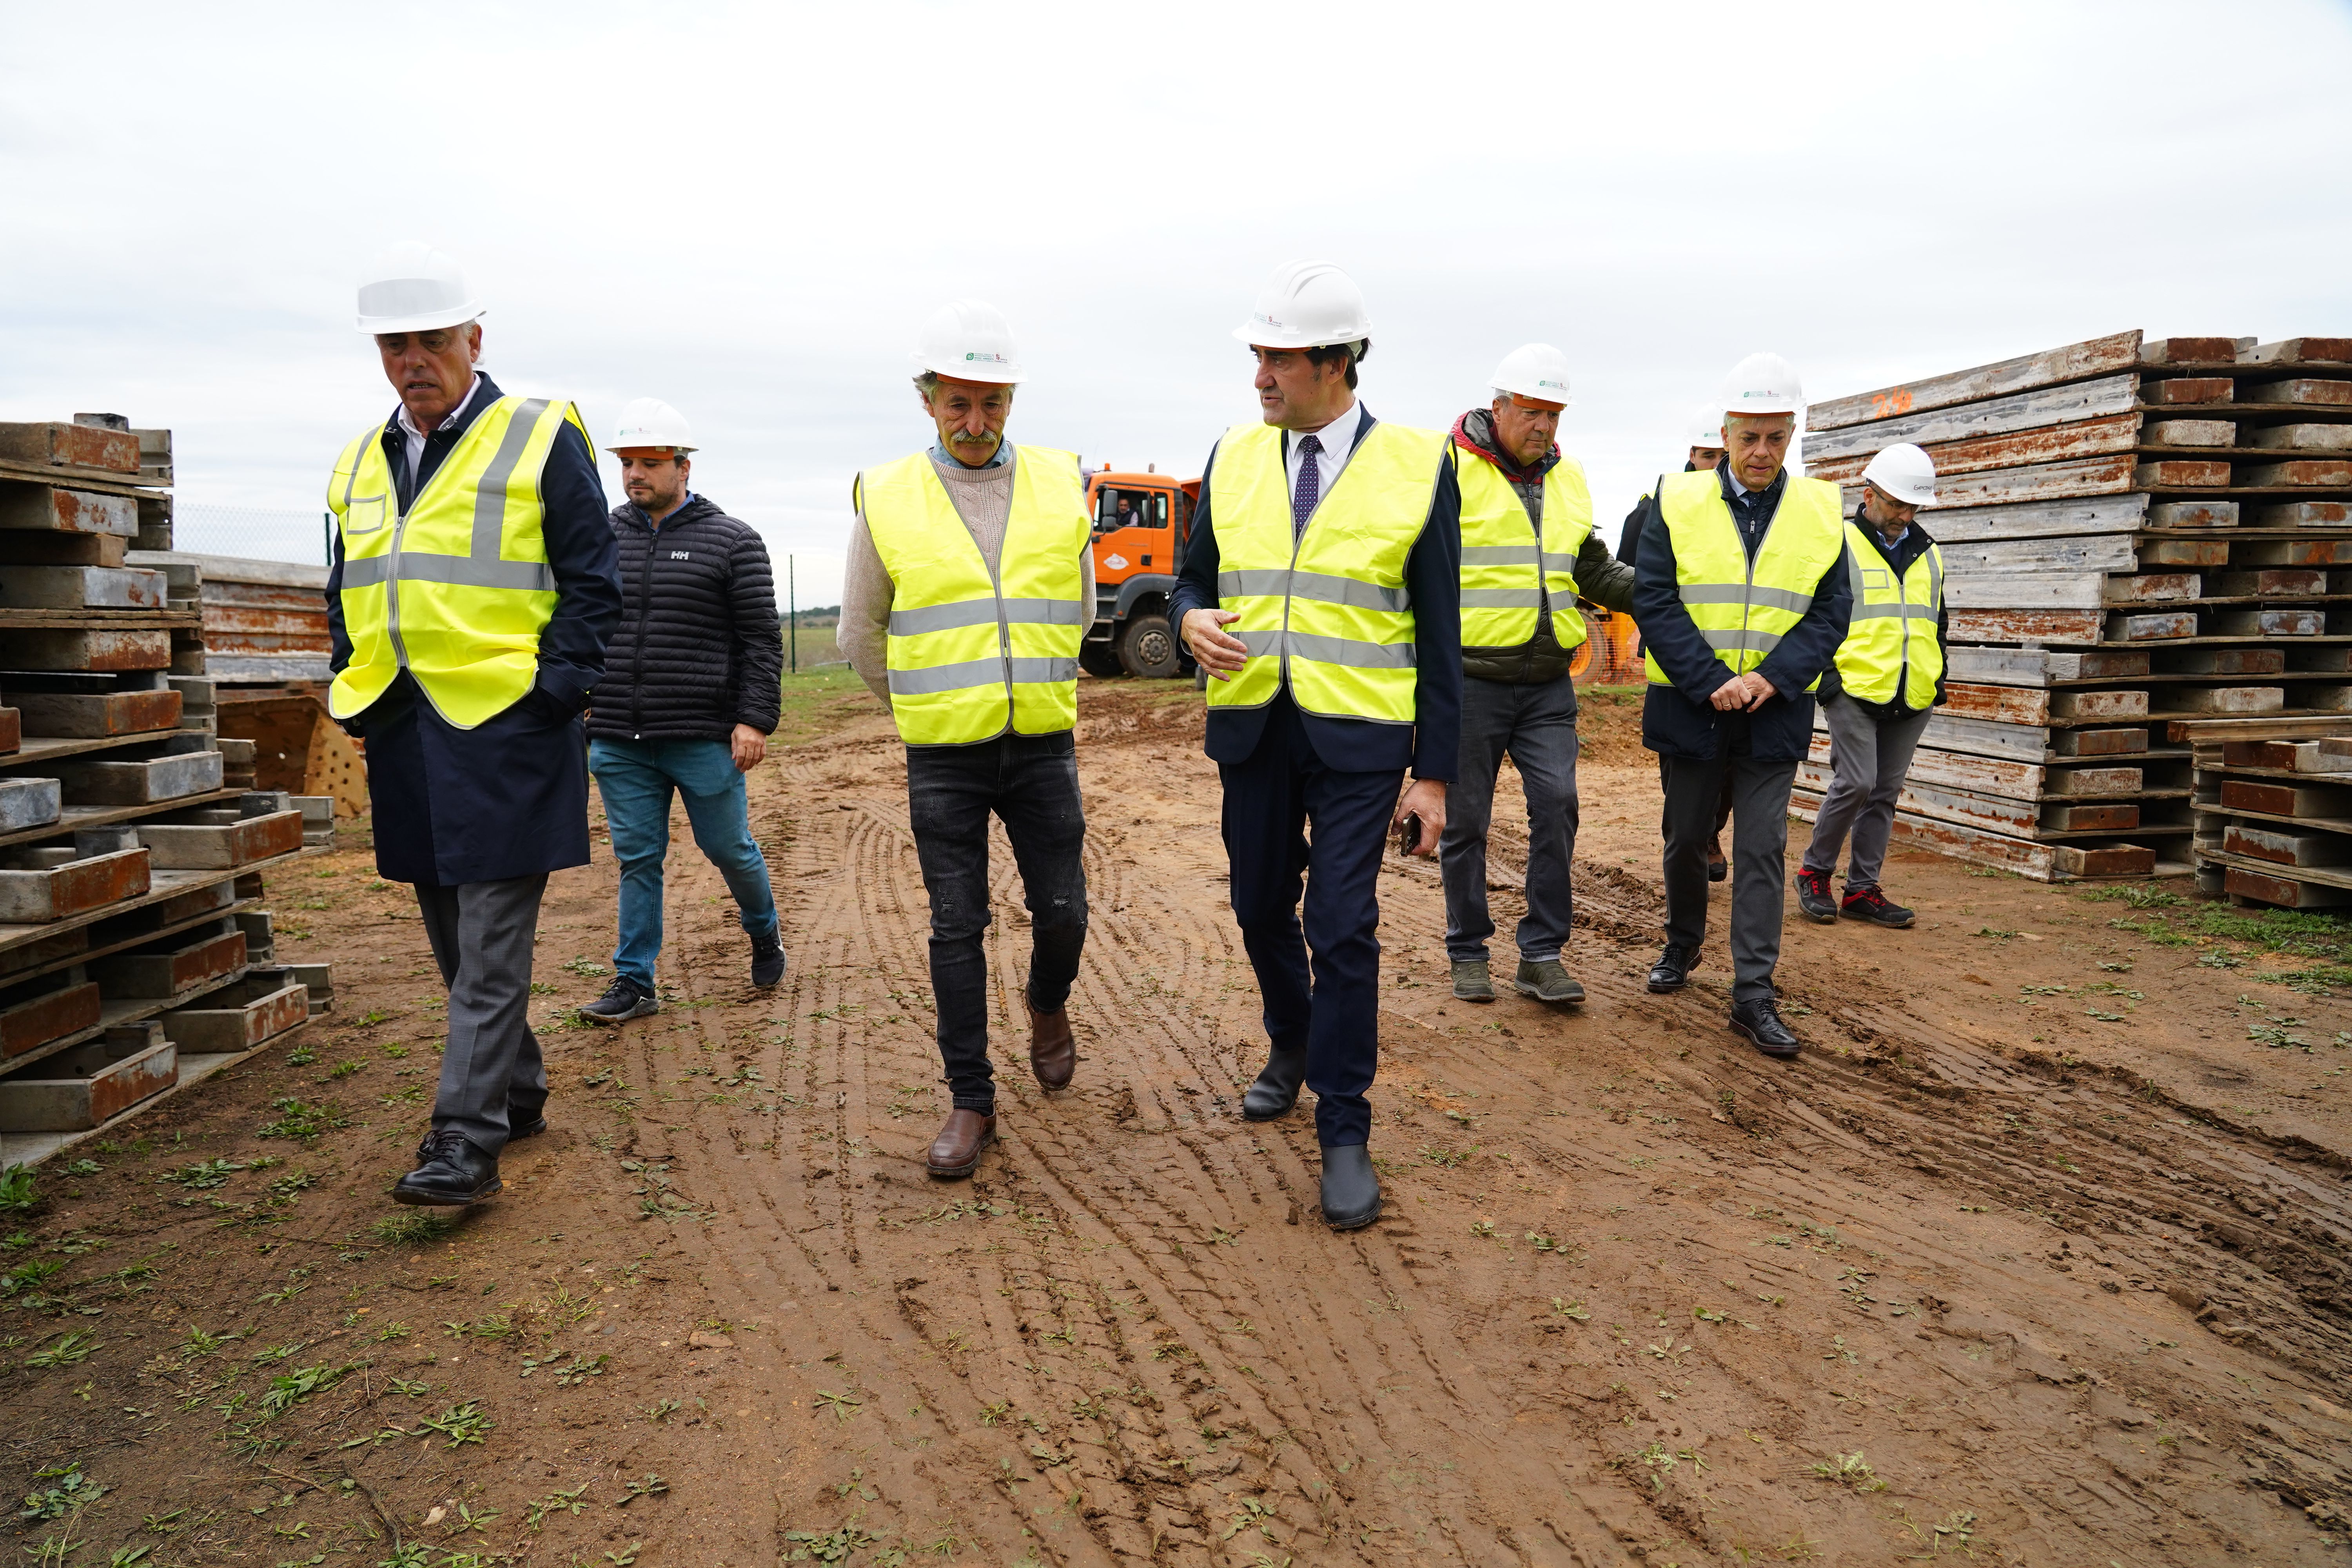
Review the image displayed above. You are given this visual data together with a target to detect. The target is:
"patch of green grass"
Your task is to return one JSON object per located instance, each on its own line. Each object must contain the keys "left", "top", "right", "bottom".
{"left": 160, "top": 1158, "right": 247, "bottom": 1190}
{"left": 257, "top": 1098, "right": 350, "bottom": 1142}
{"left": 370, "top": 1212, "right": 455, "bottom": 1246}
{"left": 2088, "top": 888, "right": 2352, "bottom": 988}
{"left": 0, "top": 1163, "right": 36, "bottom": 1214}
{"left": 773, "top": 664, "right": 877, "bottom": 746}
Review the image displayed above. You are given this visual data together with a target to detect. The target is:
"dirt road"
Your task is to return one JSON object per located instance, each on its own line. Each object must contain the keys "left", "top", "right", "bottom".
{"left": 5, "top": 678, "right": 2348, "bottom": 1566}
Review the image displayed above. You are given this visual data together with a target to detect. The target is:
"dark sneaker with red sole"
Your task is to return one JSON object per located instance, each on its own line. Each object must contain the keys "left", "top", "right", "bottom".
{"left": 1840, "top": 886, "right": 1915, "bottom": 928}
{"left": 1794, "top": 867, "right": 1838, "bottom": 924}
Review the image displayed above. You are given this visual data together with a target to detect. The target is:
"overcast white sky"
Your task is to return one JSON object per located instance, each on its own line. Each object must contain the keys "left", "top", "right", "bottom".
{"left": 5, "top": 1, "right": 2349, "bottom": 605}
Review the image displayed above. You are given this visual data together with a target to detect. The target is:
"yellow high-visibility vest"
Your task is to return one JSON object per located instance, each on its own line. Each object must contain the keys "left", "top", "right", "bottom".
{"left": 1642, "top": 469, "right": 1846, "bottom": 685}
{"left": 1454, "top": 442, "right": 1591, "bottom": 651}
{"left": 328, "top": 396, "right": 580, "bottom": 729}
{"left": 1207, "top": 419, "right": 1447, "bottom": 724}
{"left": 857, "top": 446, "right": 1089, "bottom": 746}
{"left": 1835, "top": 519, "right": 1943, "bottom": 708}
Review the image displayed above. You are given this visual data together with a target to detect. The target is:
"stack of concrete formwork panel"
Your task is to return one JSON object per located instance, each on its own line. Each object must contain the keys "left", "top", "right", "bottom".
{"left": 122, "top": 552, "right": 331, "bottom": 686}
{"left": 1789, "top": 331, "right": 2352, "bottom": 881}
{"left": 2171, "top": 715, "right": 2352, "bottom": 909}
{"left": 0, "top": 419, "right": 319, "bottom": 1162}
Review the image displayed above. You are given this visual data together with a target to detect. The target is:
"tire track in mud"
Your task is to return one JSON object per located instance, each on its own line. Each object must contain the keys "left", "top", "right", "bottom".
{"left": 582, "top": 698, "right": 2350, "bottom": 1566}
{"left": 601, "top": 730, "right": 1666, "bottom": 1563}
{"left": 1442, "top": 843, "right": 2352, "bottom": 1546}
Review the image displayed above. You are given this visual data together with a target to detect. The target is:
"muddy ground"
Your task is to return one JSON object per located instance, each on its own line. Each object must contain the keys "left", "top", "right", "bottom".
{"left": 4, "top": 676, "right": 2348, "bottom": 1568}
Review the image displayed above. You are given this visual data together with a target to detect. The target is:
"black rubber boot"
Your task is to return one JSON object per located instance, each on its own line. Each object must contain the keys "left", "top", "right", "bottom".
{"left": 1319, "top": 1144, "right": 1382, "bottom": 1230}
{"left": 1241, "top": 1044, "right": 1307, "bottom": 1121}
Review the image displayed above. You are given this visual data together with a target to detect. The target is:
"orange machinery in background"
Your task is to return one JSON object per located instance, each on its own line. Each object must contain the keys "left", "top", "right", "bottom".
{"left": 1080, "top": 468, "right": 1199, "bottom": 678}
{"left": 1571, "top": 605, "right": 1645, "bottom": 686}
{"left": 1079, "top": 463, "right": 1646, "bottom": 687}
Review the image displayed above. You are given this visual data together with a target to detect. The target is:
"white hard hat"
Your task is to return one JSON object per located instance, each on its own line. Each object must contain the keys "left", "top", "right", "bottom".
{"left": 355, "top": 241, "right": 484, "bottom": 334}
{"left": 913, "top": 298, "right": 1024, "bottom": 385}
{"left": 1233, "top": 260, "right": 1371, "bottom": 349}
{"left": 1720, "top": 351, "right": 1804, "bottom": 417}
{"left": 612, "top": 397, "right": 696, "bottom": 454}
{"left": 1860, "top": 442, "right": 1938, "bottom": 506}
{"left": 1490, "top": 343, "right": 1574, "bottom": 406}
{"left": 1689, "top": 407, "right": 1727, "bottom": 449}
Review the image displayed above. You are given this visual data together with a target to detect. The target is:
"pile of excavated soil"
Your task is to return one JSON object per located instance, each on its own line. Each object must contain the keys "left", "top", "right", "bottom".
{"left": 2, "top": 675, "right": 2347, "bottom": 1566}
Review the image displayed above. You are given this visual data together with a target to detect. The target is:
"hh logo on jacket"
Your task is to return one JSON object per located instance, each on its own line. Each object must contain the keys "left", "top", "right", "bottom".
{"left": 668, "top": 550, "right": 690, "bottom": 561}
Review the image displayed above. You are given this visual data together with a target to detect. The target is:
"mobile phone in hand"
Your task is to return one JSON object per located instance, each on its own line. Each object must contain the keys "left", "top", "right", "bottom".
{"left": 1395, "top": 812, "right": 1422, "bottom": 856}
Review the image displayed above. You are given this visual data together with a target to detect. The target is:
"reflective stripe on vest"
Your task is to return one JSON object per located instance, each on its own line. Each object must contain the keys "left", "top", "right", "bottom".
{"left": 1204, "top": 419, "right": 1446, "bottom": 724}
{"left": 1642, "top": 470, "right": 1846, "bottom": 684}
{"left": 1453, "top": 443, "right": 1592, "bottom": 651}
{"left": 858, "top": 445, "right": 1089, "bottom": 746}
{"left": 327, "top": 395, "right": 576, "bottom": 729}
{"left": 1835, "top": 520, "right": 1944, "bottom": 708}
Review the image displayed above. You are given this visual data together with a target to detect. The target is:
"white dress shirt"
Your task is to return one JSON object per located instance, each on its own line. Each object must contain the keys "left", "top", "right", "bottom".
{"left": 394, "top": 373, "right": 484, "bottom": 490}
{"left": 1281, "top": 398, "right": 1365, "bottom": 514}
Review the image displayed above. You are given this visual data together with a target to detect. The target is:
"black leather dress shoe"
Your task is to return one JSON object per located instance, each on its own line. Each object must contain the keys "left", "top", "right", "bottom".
{"left": 394, "top": 1130, "right": 503, "bottom": 1206}
{"left": 507, "top": 1111, "right": 548, "bottom": 1141}
{"left": 1319, "top": 1144, "right": 1382, "bottom": 1230}
{"left": 1241, "top": 1044, "right": 1307, "bottom": 1121}
{"left": 1647, "top": 944, "right": 1695, "bottom": 993}
{"left": 1728, "top": 998, "right": 1802, "bottom": 1058}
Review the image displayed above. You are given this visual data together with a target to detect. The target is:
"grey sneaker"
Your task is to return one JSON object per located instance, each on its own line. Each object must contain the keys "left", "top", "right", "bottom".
{"left": 1450, "top": 959, "right": 1495, "bottom": 1002}
{"left": 1513, "top": 958, "right": 1586, "bottom": 1004}
{"left": 582, "top": 976, "right": 658, "bottom": 1025}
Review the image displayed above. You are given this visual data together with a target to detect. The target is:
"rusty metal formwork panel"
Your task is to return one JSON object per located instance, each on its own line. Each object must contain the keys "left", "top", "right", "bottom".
{"left": 1802, "top": 332, "right": 2352, "bottom": 880}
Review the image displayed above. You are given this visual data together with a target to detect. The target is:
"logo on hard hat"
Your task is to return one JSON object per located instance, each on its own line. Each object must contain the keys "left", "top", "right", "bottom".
{"left": 1538, "top": 378, "right": 1566, "bottom": 390}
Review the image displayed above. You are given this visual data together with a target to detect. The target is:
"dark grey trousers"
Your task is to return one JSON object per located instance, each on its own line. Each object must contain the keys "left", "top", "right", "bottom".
{"left": 1803, "top": 693, "right": 1933, "bottom": 892}
{"left": 415, "top": 874, "right": 549, "bottom": 1153}
{"left": 1441, "top": 674, "right": 1580, "bottom": 965}
{"left": 1659, "top": 744, "right": 1799, "bottom": 1005}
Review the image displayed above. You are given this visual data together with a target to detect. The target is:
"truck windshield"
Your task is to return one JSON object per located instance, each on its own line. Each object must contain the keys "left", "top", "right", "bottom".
{"left": 1093, "top": 487, "right": 1167, "bottom": 535}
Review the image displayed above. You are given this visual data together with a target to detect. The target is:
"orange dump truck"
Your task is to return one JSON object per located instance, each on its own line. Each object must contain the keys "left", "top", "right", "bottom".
{"left": 1077, "top": 465, "right": 1645, "bottom": 685}
{"left": 1080, "top": 468, "right": 1199, "bottom": 678}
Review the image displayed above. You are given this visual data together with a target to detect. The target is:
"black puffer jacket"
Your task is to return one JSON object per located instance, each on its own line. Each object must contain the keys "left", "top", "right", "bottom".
{"left": 587, "top": 495, "right": 784, "bottom": 742}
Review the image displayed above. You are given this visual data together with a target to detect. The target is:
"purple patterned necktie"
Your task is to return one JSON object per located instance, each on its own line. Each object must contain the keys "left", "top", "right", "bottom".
{"left": 1292, "top": 433, "right": 1324, "bottom": 536}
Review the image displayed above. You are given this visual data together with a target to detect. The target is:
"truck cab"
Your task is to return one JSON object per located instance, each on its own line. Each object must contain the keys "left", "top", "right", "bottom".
{"left": 1080, "top": 469, "right": 1200, "bottom": 678}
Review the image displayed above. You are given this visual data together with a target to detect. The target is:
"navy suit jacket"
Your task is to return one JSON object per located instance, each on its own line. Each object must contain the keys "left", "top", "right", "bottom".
{"left": 1169, "top": 404, "right": 1462, "bottom": 780}
{"left": 1630, "top": 465, "right": 1852, "bottom": 762}
{"left": 324, "top": 374, "right": 624, "bottom": 884}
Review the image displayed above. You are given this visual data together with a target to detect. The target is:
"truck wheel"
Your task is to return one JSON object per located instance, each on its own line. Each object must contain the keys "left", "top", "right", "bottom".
{"left": 1117, "top": 613, "right": 1182, "bottom": 679}
{"left": 1078, "top": 642, "right": 1124, "bottom": 679}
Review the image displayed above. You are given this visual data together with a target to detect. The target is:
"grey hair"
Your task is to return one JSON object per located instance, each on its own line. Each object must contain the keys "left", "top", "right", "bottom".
{"left": 914, "top": 371, "right": 1014, "bottom": 399}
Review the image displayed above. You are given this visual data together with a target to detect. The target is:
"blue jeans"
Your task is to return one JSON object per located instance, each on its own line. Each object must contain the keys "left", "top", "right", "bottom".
{"left": 588, "top": 738, "right": 780, "bottom": 991}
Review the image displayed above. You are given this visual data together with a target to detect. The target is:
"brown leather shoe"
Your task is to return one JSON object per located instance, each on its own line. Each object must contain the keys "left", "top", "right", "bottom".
{"left": 926, "top": 1109, "right": 996, "bottom": 1179}
{"left": 1026, "top": 1000, "right": 1076, "bottom": 1091}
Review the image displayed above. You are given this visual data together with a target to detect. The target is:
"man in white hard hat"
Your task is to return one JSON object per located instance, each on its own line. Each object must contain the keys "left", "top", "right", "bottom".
{"left": 840, "top": 299, "right": 1096, "bottom": 1180}
{"left": 1616, "top": 409, "right": 1730, "bottom": 569}
{"left": 578, "top": 399, "right": 786, "bottom": 1024}
{"left": 1620, "top": 408, "right": 1740, "bottom": 882}
{"left": 1796, "top": 442, "right": 1946, "bottom": 930}
{"left": 1440, "top": 344, "right": 1635, "bottom": 1007}
{"left": 326, "top": 242, "right": 622, "bottom": 1205}
{"left": 1170, "top": 260, "right": 1461, "bottom": 1230}
{"left": 1632, "top": 352, "right": 1851, "bottom": 1059}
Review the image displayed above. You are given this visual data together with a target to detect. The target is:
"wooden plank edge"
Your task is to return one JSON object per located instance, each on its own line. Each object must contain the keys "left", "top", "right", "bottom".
{"left": 0, "top": 788, "right": 250, "bottom": 857}
{"left": 0, "top": 1016, "right": 307, "bottom": 1167}
{"left": 0, "top": 848, "right": 307, "bottom": 957}
{"left": 0, "top": 962, "right": 259, "bottom": 1085}
{"left": 0, "top": 892, "right": 262, "bottom": 999}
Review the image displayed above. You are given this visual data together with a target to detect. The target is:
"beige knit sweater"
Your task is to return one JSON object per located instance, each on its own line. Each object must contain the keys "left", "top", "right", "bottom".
{"left": 839, "top": 448, "right": 1096, "bottom": 704}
